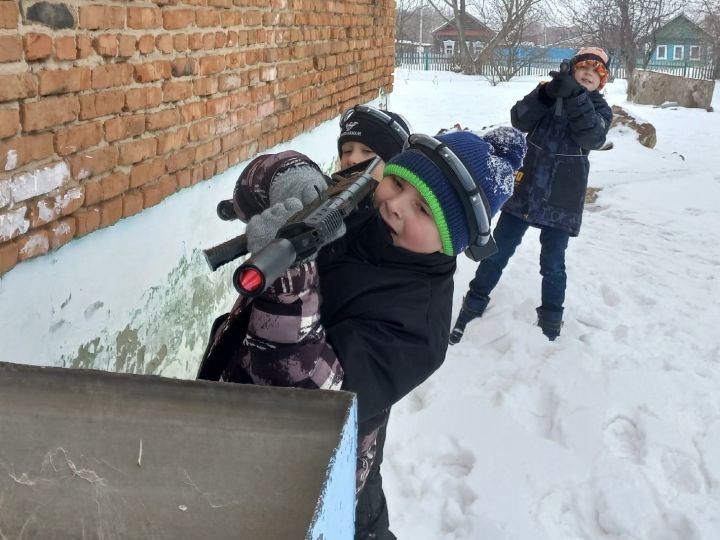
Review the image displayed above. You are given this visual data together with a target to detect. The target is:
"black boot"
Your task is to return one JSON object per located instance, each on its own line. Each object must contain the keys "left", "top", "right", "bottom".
{"left": 536, "top": 306, "right": 563, "bottom": 341}
{"left": 449, "top": 295, "right": 490, "bottom": 345}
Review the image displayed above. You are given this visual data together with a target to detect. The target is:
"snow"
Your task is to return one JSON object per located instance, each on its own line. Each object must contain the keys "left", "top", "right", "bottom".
{"left": 381, "top": 70, "right": 720, "bottom": 539}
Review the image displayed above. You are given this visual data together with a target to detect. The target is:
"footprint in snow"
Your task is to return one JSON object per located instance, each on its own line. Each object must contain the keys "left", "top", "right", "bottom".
{"left": 603, "top": 415, "right": 646, "bottom": 462}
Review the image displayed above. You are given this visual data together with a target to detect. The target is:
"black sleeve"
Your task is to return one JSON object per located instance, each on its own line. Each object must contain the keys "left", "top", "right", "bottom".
{"left": 564, "top": 93, "right": 613, "bottom": 150}
{"left": 510, "top": 84, "right": 554, "bottom": 133}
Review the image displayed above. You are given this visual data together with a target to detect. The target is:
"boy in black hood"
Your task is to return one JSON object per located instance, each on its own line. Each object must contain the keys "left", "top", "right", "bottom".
{"left": 202, "top": 126, "right": 526, "bottom": 538}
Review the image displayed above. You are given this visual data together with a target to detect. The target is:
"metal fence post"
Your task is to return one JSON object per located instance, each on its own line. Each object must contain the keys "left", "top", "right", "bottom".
{"left": 424, "top": 50, "right": 429, "bottom": 71}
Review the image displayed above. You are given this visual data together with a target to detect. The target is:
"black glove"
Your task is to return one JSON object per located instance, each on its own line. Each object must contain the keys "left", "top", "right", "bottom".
{"left": 544, "top": 71, "right": 583, "bottom": 99}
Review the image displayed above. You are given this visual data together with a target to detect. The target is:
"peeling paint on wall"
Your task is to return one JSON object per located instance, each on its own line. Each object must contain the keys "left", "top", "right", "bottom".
{"left": 60, "top": 249, "right": 237, "bottom": 379}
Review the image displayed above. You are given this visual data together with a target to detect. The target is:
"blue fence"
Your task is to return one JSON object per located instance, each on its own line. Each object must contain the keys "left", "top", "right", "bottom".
{"left": 396, "top": 50, "right": 716, "bottom": 81}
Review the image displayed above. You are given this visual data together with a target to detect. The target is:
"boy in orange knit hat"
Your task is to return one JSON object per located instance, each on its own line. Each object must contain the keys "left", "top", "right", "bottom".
{"left": 450, "top": 46, "right": 613, "bottom": 343}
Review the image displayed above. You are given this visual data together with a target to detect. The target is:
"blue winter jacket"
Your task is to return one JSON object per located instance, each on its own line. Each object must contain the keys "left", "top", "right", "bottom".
{"left": 503, "top": 84, "right": 613, "bottom": 236}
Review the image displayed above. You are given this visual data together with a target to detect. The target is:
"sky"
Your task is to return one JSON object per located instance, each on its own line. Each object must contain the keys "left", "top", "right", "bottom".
{"left": 380, "top": 70, "right": 720, "bottom": 539}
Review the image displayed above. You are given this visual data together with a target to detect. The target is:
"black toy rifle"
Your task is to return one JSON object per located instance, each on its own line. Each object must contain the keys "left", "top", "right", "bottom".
{"left": 203, "top": 156, "right": 381, "bottom": 297}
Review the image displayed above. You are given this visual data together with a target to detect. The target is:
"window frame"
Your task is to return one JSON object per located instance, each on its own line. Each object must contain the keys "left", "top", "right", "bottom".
{"left": 656, "top": 45, "right": 667, "bottom": 60}
{"left": 689, "top": 45, "right": 700, "bottom": 60}
{"left": 673, "top": 45, "right": 684, "bottom": 60}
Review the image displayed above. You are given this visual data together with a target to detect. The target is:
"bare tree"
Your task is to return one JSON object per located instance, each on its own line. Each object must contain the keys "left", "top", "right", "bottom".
{"left": 553, "top": 0, "right": 685, "bottom": 94}
{"left": 427, "top": 0, "right": 477, "bottom": 72}
{"left": 396, "top": 0, "right": 425, "bottom": 43}
{"left": 691, "top": 0, "right": 720, "bottom": 77}
{"left": 470, "top": 0, "right": 545, "bottom": 74}
{"left": 470, "top": 0, "right": 547, "bottom": 81}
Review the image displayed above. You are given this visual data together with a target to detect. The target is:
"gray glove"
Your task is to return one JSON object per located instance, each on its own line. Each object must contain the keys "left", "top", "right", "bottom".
{"left": 269, "top": 165, "right": 328, "bottom": 207}
{"left": 246, "top": 198, "right": 304, "bottom": 254}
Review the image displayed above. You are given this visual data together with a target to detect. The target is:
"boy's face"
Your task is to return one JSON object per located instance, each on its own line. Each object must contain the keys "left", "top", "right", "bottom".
{"left": 340, "top": 141, "right": 385, "bottom": 182}
{"left": 573, "top": 65, "right": 601, "bottom": 92}
{"left": 374, "top": 175, "right": 442, "bottom": 254}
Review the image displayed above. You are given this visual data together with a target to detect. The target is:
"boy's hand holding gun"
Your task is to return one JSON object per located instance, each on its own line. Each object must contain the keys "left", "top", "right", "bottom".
{"left": 544, "top": 59, "right": 583, "bottom": 99}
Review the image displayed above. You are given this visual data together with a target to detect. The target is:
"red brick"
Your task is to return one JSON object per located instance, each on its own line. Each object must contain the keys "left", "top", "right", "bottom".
{"left": 29, "top": 187, "right": 85, "bottom": 228}
{"left": 158, "top": 174, "right": 177, "bottom": 198}
{"left": 17, "top": 230, "right": 49, "bottom": 261}
{"left": 21, "top": 95, "right": 79, "bottom": 132}
{"left": 124, "top": 87, "right": 163, "bottom": 112}
{"left": 0, "top": 108, "right": 20, "bottom": 139}
{"left": 193, "top": 77, "right": 218, "bottom": 96}
{"left": 138, "top": 34, "right": 155, "bottom": 54}
{"left": 69, "top": 146, "right": 119, "bottom": 179}
{"left": 104, "top": 114, "right": 145, "bottom": 142}
{"left": 174, "top": 34, "right": 188, "bottom": 51}
{"left": 39, "top": 67, "right": 92, "bottom": 96}
{"left": 127, "top": 6, "right": 162, "bottom": 29}
{"left": 171, "top": 57, "right": 198, "bottom": 77}
{"left": 194, "top": 139, "right": 221, "bottom": 162}
{"left": 0, "top": 2, "right": 19, "bottom": 29}
{"left": 92, "top": 63, "right": 133, "bottom": 90}
{"left": 119, "top": 138, "right": 157, "bottom": 165}
{"left": 214, "top": 31, "right": 227, "bottom": 48}
{"left": 196, "top": 9, "right": 220, "bottom": 27}
{"left": 74, "top": 207, "right": 101, "bottom": 236}
{"left": 49, "top": 217, "right": 76, "bottom": 249}
{"left": 166, "top": 147, "right": 194, "bottom": 173}
{"left": 93, "top": 34, "right": 118, "bottom": 57}
{"left": 141, "top": 182, "right": 163, "bottom": 208}
{"left": 202, "top": 33, "right": 215, "bottom": 50}
{"left": 99, "top": 172, "right": 130, "bottom": 201}
{"left": 134, "top": 61, "right": 171, "bottom": 83}
{"left": 188, "top": 32, "right": 203, "bottom": 51}
{"left": 155, "top": 33, "right": 173, "bottom": 54}
{"left": 24, "top": 33, "right": 53, "bottom": 61}
{"left": 54, "top": 36, "right": 77, "bottom": 61}
{"left": 79, "top": 90, "right": 125, "bottom": 120}
{"left": 146, "top": 109, "right": 180, "bottom": 131}
{"left": 162, "top": 80, "right": 192, "bottom": 102}
{"left": 0, "top": 73, "right": 37, "bottom": 103}
{"left": 100, "top": 196, "right": 123, "bottom": 228}
{"left": 176, "top": 169, "right": 191, "bottom": 188}
{"left": 199, "top": 55, "right": 225, "bottom": 75}
{"left": 0, "top": 241, "right": 19, "bottom": 273}
{"left": 76, "top": 35, "right": 93, "bottom": 59}
{"left": 79, "top": 6, "right": 125, "bottom": 30}
{"left": 179, "top": 102, "right": 205, "bottom": 123}
{"left": 123, "top": 190, "right": 143, "bottom": 217}
{"left": 118, "top": 35, "right": 136, "bottom": 57}
{"left": 54, "top": 122, "right": 103, "bottom": 156}
{"left": 189, "top": 119, "right": 211, "bottom": 141}
{"left": 157, "top": 127, "right": 188, "bottom": 154}
{"left": 0, "top": 133, "right": 54, "bottom": 171}
{"left": 130, "top": 158, "right": 165, "bottom": 188}
{"left": 163, "top": 9, "right": 195, "bottom": 30}
{"left": 0, "top": 35, "right": 22, "bottom": 62}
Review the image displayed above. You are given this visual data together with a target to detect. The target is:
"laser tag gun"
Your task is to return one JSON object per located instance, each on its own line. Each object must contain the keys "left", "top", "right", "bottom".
{"left": 203, "top": 155, "right": 382, "bottom": 297}
{"left": 554, "top": 58, "right": 573, "bottom": 117}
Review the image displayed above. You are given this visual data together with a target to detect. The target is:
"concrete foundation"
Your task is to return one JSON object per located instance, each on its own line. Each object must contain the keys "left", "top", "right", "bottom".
{"left": 0, "top": 362, "right": 357, "bottom": 539}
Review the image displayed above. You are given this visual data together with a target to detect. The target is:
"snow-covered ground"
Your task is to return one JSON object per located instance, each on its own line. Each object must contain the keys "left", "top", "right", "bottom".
{"left": 382, "top": 71, "right": 720, "bottom": 539}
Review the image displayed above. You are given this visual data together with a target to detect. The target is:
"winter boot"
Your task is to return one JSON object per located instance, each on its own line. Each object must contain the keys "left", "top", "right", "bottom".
{"left": 449, "top": 294, "right": 490, "bottom": 345}
{"left": 536, "top": 306, "right": 563, "bottom": 341}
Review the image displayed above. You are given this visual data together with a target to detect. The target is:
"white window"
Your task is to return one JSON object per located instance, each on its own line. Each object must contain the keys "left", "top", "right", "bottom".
{"left": 689, "top": 45, "right": 700, "bottom": 59}
{"left": 674, "top": 45, "right": 684, "bottom": 60}
{"left": 443, "top": 40, "right": 455, "bottom": 56}
{"left": 656, "top": 45, "right": 667, "bottom": 60}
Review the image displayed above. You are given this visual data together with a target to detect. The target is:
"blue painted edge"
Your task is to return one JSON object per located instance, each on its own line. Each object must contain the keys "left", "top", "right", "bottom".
{"left": 306, "top": 394, "right": 358, "bottom": 540}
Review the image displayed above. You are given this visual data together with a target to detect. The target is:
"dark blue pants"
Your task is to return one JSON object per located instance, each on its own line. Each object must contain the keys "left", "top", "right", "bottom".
{"left": 468, "top": 212, "right": 570, "bottom": 312}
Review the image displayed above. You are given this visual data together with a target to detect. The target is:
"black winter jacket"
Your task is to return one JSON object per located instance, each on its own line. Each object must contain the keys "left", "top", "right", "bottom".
{"left": 503, "top": 84, "right": 613, "bottom": 235}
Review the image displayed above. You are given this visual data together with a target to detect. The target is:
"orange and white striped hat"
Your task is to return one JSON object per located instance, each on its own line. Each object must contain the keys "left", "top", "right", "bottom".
{"left": 572, "top": 47, "right": 610, "bottom": 89}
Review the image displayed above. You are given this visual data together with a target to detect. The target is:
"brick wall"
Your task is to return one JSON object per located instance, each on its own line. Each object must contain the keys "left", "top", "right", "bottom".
{"left": 0, "top": 0, "right": 396, "bottom": 275}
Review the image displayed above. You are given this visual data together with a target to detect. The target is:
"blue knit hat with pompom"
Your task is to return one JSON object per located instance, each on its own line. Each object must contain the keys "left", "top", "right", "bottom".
{"left": 384, "top": 127, "right": 526, "bottom": 257}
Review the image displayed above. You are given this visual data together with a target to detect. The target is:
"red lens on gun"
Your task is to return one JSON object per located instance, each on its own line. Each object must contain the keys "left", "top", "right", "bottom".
{"left": 236, "top": 268, "right": 264, "bottom": 294}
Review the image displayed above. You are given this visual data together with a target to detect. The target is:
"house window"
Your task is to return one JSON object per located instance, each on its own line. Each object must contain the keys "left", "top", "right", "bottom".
{"left": 674, "top": 45, "right": 683, "bottom": 60}
{"left": 689, "top": 45, "right": 700, "bottom": 60}
{"left": 443, "top": 40, "right": 455, "bottom": 56}
{"left": 656, "top": 45, "right": 667, "bottom": 60}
